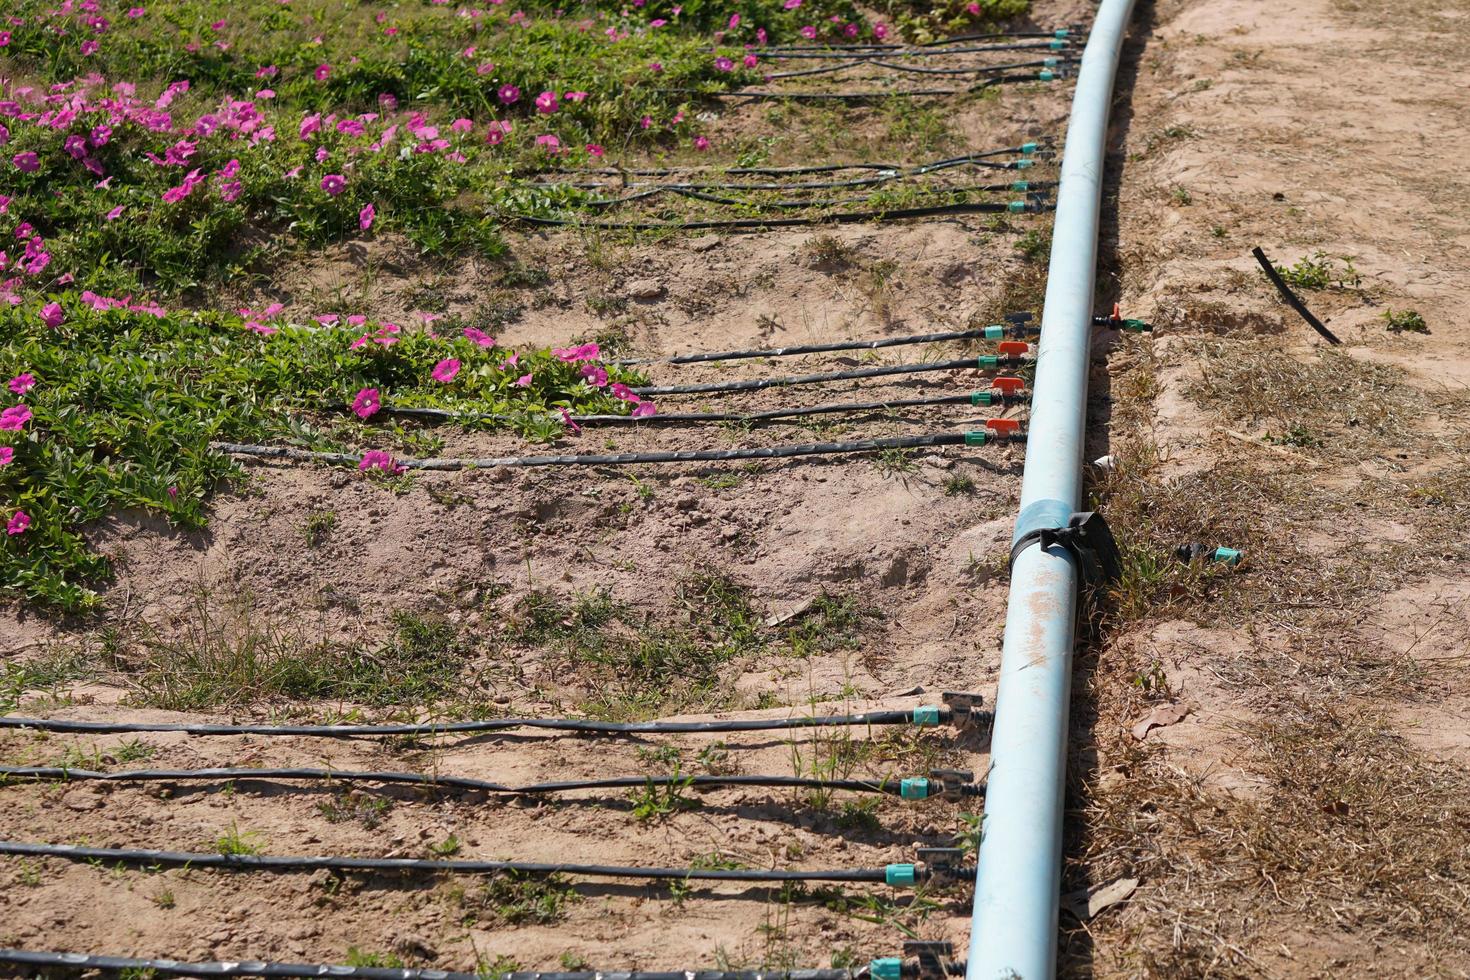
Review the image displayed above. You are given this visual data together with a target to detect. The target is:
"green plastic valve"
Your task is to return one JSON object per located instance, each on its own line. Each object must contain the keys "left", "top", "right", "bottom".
{"left": 1039, "top": 69, "right": 1056, "bottom": 82}
{"left": 1118, "top": 318, "right": 1153, "bottom": 332}
{"left": 1007, "top": 200, "right": 1027, "bottom": 214}
{"left": 1014, "top": 158, "right": 1034, "bottom": 170}
{"left": 1020, "top": 141, "right": 1039, "bottom": 154}
{"left": 1213, "top": 547, "right": 1243, "bottom": 565}
{"left": 885, "top": 863, "right": 918, "bottom": 887}
{"left": 871, "top": 958, "right": 903, "bottom": 980}
{"left": 964, "top": 431, "right": 989, "bottom": 447}
{"left": 978, "top": 354, "right": 1001, "bottom": 368}
{"left": 1010, "top": 180, "right": 1030, "bottom": 193}
{"left": 983, "top": 324, "right": 1006, "bottom": 340}
{"left": 911, "top": 705, "right": 941, "bottom": 726}
{"left": 1055, "top": 28, "right": 1070, "bottom": 38}
{"left": 971, "top": 391, "right": 995, "bottom": 407}
{"left": 1049, "top": 38, "right": 1066, "bottom": 50}
{"left": 900, "top": 778, "right": 930, "bottom": 800}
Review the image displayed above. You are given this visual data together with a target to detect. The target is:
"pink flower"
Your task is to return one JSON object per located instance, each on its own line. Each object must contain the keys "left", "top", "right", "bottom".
{"left": 314, "top": 63, "right": 332, "bottom": 81}
{"left": 743, "top": 54, "right": 758, "bottom": 69}
{"left": 498, "top": 84, "right": 521, "bottom": 104}
{"left": 451, "top": 118, "right": 474, "bottom": 134}
{"left": 966, "top": 2, "right": 981, "bottom": 12}
{"left": 783, "top": 0, "right": 802, "bottom": 8}
{"left": 729, "top": 13, "right": 740, "bottom": 28}
{"left": 586, "top": 143, "right": 604, "bottom": 157}
{"left": 0, "top": 405, "right": 32, "bottom": 431}
{"left": 514, "top": 373, "right": 532, "bottom": 387}
{"left": 610, "top": 383, "right": 641, "bottom": 404}
{"left": 6, "top": 511, "right": 29, "bottom": 536}
{"left": 536, "top": 134, "right": 562, "bottom": 153}
{"left": 500, "top": 354, "right": 519, "bottom": 370}
{"left": 559, "top": 408, "right": 582, "bottom": 434}
{"left": 105, "top": 205, "right": 126, "bottom": 221}
{"left": 874, "top": 22, "right": 889, "bottom": 39}
{"left": 714, "top": 57, "right": 734, "bottom": 72}
{"left": 359, "top": 203, "right": 375, "bottom": 230}
{"left": 358, "top": 449, "right": 401, "bottom": 474}
{"left": 320, "top": 173, "right": 346, "bottom": 195}
{"left": 631, "top": 401, "right": 657, "bottom": 418}
{"left": 9, "top": 374, "right": 36, "bottom": 394}
{"left": 39, "top": 302, "right": 65, "bottom": 328}
{"left": 799, "top": 25, "right": 816, "bottom": 38}
{"left": 535, "top": 91, "right": 559, "bottom": 114}
{"left": 694, "top": 135, "right": 711, "bottom": 151}
{"left": 128, "top": 7, "right": 146, "bottom": 17}
{"left": 580, "top": 364, "right": 609, "bottom": 387}
{"left": 12, "top": 152, "right": 40, "bottom": 173}
{"left": 564, "top": 91, "right": 589, "bottom": 102}
{"left": 554, "top": 342, "right": 601, "bottom": 363}
{"left": 640, "top": 115, "right": 653, "bottom": 130}
{"left": 351, "top": 387, "right": 381, "bottom": 419}
{"left": 649, "top": 62, "right": 663, "bottom": 73}
{"left": 81, "top": 39, "right": 101, "bottom": 55}
{"left": 463, "top": 327, "right": 496, "bottom": 348}
{"left": 0, "top": 446, "right": 12, "bottom": 466}
{"left": 431, "top": 358, "right": 461, "bottom": 383}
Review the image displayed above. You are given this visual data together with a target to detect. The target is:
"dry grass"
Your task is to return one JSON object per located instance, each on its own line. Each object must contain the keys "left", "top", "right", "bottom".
{"left": 1067, "top": 702, "right": 1470, "bottom": 976}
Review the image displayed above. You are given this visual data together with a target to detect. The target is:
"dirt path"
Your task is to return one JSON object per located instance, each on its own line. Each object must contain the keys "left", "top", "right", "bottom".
{"left": 1073, "top": 0, "right": 1470, "bottom": 975}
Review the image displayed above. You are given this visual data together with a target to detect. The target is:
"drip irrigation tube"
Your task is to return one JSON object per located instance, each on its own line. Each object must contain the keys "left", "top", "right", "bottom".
{"left": 663, "top": 74, "right": 1054, "bottom": 101}
{"left": 0, "top": 840, "right": 895, "bottom": 883}
{"left": 377, "top": 392, "right": 1017, "bottom": 427}
{"left": 0, "top": 949, "right": 874, "bottom": 980}
{"left": 511, "top": 198, "right": 1045, "bottom": 231}
{"left": 215, "top": 431, "right": 1011, "bottom": 472}
{"left": 760, "top": 41, "right": 1069, "bottom": 60}
{"left": 580, "top": 181, "right": 1044, "bottom": 212}
{"left": 767, "top": 57, "right": 1075, "bottom": 80}
{"left": 0, "top": 707, "right": 964, "bottom": 738}
{"left": 530, "top": 146, "right": 1048, "bottom": 181}
{"left": 535, "top": 156, "right": 1047, "bottom": 193}
{"left": 630, "top": 325, "right": 1038, "bottom": 364}
{"left": 967, "top": 1, "right": 1138, "bottom": 978}
{"left": 0, "top": 766, "right": 982, "bottom": 800}
{"left": 632, "top": 356, "right": 1022, "bottom": 396}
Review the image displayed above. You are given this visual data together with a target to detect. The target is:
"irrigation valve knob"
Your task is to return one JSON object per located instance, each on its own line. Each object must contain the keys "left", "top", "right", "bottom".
{"left": 941, "top": 691, "right": 989, "bottom": 730}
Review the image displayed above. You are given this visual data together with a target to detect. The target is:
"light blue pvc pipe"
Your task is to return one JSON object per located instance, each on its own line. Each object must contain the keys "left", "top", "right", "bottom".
{"left": 966, "top": 2, "right": 1138, "bottom": 978}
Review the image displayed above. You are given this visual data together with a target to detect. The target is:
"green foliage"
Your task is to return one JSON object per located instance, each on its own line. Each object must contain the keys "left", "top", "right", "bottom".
{"left": 1382, "top": 308, "right": 1428, "bottom": 334}
{"left": 214, "top": 821, "right": 263, "bottom": 856}
{"left": 1273, "top": 251, "right": 1362, "bottom": 291}
{"left": 0, "top": 301, "right": 644, "bottom": 610}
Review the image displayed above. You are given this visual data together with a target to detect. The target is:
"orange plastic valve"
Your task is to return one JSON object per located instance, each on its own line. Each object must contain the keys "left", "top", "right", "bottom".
{"left": 986, "top": 418, "right": 1022, "bottom": 437}
{"left": 991, "top": 377, "right": 1025, "bottom": 395}
{"left": 998, "top": 341, "right": 1030, "bottom": 357}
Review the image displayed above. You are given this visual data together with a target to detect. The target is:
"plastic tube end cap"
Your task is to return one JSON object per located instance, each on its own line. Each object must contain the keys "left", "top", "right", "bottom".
{"left": 885, "top": 863, "right": 918, "bottom": 887}
{"left": 1020, "top": 141, "right": 1039, "bottom": 154}
{"left": 1213, "top": 547, "right": 1243, "bottom": 565}
{"left": 1007, "top": 200, "right": 1027, "bottom": 213}
{"left": 900, "top": 777, "right": 930, "bottom": 800}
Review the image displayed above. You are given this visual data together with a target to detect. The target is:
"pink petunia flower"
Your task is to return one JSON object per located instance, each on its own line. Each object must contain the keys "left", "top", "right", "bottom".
{"left": 320, "top": 173, "right": 346, "bottom": 195}
{"left": 39, "top": 302, "right": 65, "bottom": 328}
{"left": 0, "top": 446, "right": 12, "bottom": 466}
{"left": 743, "top": 54, "right": 758, "bottom": 68}
{"left": 314, "top": 63, "right": 332, "bottom": 81}
{"left": 610, "top": 383, "right": 641, "bottom": 403}
{"left": 714, "top": 57, "right": 734, "bottom": 72}
{"left": 358, "top": 449, "right": 401, "bottom": 474}
{"left": 463, "top": 327, "right": 496, "bottom": 348}
{"left": 559, "top": 408, "right": 582, "bottom": 434}
{"left": 431, "top": 358, "right": 461, "bottom": 383}
{"left": 514, "top": 373, "right": 532, "bottom": 387}
{"left": 0, "top": 405, "right": 32, "bottom": 431}
{"left": 498, "top": 84, "right": 521, "bottom": 104}
{"left": 12, "top": 152, "right": 40, "bottom": 173}
{"left": 800, "top": 25, "right": 817, "bottom": 38}
{"left": 6, "top": 511, "right": 29, "bottom": 536}
{"left": 359, "top": 203, "right": 375, "bottom": 230}
{"left": 580, "top": 364, "right": 609, "bottom": 387}
{"left": 535, "top": 91, "right": 559, "bottom": 114}
{"left": 586, "top": 143, "right": 604, "bottom": 157}
{"left": 8, "top": 373, "right": 35, "bottom": 394}
{"left": 105, "top": 205, "right": 126, "bottom": 221}
{"left": 694, "top": 135, "right": 711, "bottom": 151}
{"left": 351, "top": 387, "right": 381, "bottom": 419}
{"left": 630, "top": 401, "right": 657, "bottom": 418}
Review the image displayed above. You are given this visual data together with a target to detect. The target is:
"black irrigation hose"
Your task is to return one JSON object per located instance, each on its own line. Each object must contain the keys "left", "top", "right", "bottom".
{"left": 0, "top": 766, "right": 954, "bottom": 799}
{"left": 0, "top": 840, "right": 890, "bottom": 883}
{"left": 586, "top": 181, "right": 1044, "bottom": 212}
{"left": 760, "top": 41, "right": 1067, "bottom": 59}
{"left": 0, "top": 708, "right": 950, "bottom": 738}
{"left": 633, "top": 357, "right": 1021, "bottom": 396}
{"left": 379, "top": 392, "right": 1013, "bottom": 427}
{"left": 766, "top": 56, "right": 1074, "bottom": 80}
{"left": 1251, "top": 245, "right": 1343, "bottom": 345}
{"left": 511, "top": 200, "right": 1044, "bottom": 231}
{"left": 216, "top": 432, "right": 995, "bottom": 471}
{"left": 663, "top": 74, "right": 1054, "bottom": 101}
{"left": 0, "top": 949, "right": 871, "bottom": 980}
{"left": 533, "top": 146, "right": 1043, "bottom": 179}
{"left": 641, "top": 327, "right": 1036, "bottom": 364}
{"left": 763, "top": 30, "right": 1079, "bottom": 51}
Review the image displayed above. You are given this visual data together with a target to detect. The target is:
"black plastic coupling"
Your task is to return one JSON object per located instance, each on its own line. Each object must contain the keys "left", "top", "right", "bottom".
{"left": 902, "top": 941, "right": 964, "bottom": 978}
{"left": 928, "top": 768, "right": 983, "bottom": 800}
{"left": 1009, "top": 511, "right": 1124, "bottom": 591}
{"left": 941, "top": 691, "right": 990, "bottom": 731}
